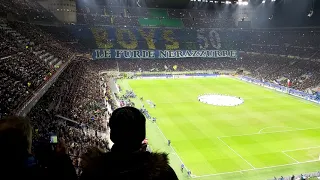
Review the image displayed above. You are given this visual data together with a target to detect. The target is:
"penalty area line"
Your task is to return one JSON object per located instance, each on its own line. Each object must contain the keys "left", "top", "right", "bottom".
{"left": 258, "top": 126, "right": 296, "bottom": 134}
{"left": 192, "top": 159, "right": 320, "bottom": 178}
{"left": 217, "top": 137, "right": 256, "bottom": 169}
{"left": 282, "top": 145, "right": 320, "bottom": 153}
{"left": 281, "top": 151, "right": 299, "bottom": 163}
{"left": 219, "top": 126, "right": 320, "bottom": 138}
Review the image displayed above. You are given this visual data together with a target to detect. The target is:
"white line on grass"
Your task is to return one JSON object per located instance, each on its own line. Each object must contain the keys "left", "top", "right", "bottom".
{"left": 258, "top": 126, "right": 295, "bottom": 134}
{"left": 281, "top": 151, "right": 300, "bottom": 163}
{"left": 217, "top": 137, "right": 256, "bottom": 169}
{"left": 234, "top": 77, "right": 320, "bottom": 108}
{"left": 218, "top": 126, "right": 320, "bottom": 138}
{"left": 125, "top": 78, "right": 320, "bottom": 178}
{"left": 282, "top": 145, "right": 320, "bottom": 152}
{"left": 125, "top": 81, "right": 190, "bottom": 174}
{"left": 157, "top": 97, "right": 286, "bottom": 105}
{"left": 193, "top": 159, "right": 320, "bottom": 178}
{"left": 154, "top": 123, "right": 187, "bottom": 167}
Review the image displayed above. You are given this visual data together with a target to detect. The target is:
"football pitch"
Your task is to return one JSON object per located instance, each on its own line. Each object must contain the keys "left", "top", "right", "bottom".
{"left": 118, "top": 77, "right": 320, "bottom": 180}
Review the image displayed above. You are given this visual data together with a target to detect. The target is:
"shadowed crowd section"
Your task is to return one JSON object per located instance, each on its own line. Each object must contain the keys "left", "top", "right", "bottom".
{"left": 0, "top": 0, "right": 320, "bottom": 179}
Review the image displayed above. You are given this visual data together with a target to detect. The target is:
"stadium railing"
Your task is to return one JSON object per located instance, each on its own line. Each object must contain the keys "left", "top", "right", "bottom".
{"left": 268, "top": 171, "right": 320, "bottom": 180}
{"left": 240, "top": 76, "right": 320, "bottom": 104}
{"left": 15, "top": 55, "right": 75, "bottom": 117}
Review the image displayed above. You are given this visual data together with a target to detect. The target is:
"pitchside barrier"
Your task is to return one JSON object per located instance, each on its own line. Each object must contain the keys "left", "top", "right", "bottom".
{"left": 240, "top": 76, "right": 320, "bottom": 104}
{"left": 123, "top": 72, "right": 320, "bottom": 105}
{"left": 16, "top": 55, "right": 75, "bottom": 117}
{"left": 112, "top": 72, "right": 320, "bottom": 179}
{"left": 268, "top": 171, "right": 320, "bottom": 180}
{"left": 134, "top": 74, "right": 220, "bottom": 79}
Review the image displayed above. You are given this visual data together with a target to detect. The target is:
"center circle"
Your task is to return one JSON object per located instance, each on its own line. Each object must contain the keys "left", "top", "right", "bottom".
{"left": 198, "top": 94, "right": 244, "bottom": 107}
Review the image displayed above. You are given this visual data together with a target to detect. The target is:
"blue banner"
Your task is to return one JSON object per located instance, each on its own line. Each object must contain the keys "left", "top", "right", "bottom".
{"left": 92, "top": 49, "right": 238, "bottom": 60}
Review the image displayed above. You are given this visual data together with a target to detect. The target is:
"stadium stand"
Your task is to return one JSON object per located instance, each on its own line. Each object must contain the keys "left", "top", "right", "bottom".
{"left": 148, "top": 9, "right": 169, "bottom": 18}
{"left": 0, "top": 20, "right": 68, "bottom": 118}
{"left": 0, "top": 0, "right": 56, "bottom": 22}
{"left": 1, "top": 0, "right": 320, "bottom": 179}
{"left": 76, "top": 6, "right": 236, "bottom": 28}
{"left": 64, "top": 26, "right": 320, "bottom": 60}
{"left": 27, "top": 59, "right": 110, "bottom": 175}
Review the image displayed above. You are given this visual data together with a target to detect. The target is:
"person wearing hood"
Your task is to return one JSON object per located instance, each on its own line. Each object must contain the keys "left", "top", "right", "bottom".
{"left": 80, "top": 106, "right": 178, "bottom": 180}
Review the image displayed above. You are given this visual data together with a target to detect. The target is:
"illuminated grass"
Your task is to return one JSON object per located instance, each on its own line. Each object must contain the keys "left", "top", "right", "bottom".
{"left": 118, "top": 77, "right": 320, "bottom": 180}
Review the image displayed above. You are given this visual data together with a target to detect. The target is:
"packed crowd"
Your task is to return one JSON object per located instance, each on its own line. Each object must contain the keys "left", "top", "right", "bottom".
{"left": 2, "top": 53, "right": 319, "bottom": 179}
{"left": 0, "top": 0, "right": 56, "bottom": 22}
{"left": 1, "top": 1, "right": 320, "bottom": 179}
{"left": 67, "top": 26, "right": 320, "bottom": 60}
{"left": 0, "top": 19, "right": 73, "bottom": 118}
{"left": 90, "top": 52, "right": 320, "bottom": 92}
{"left": 221, "top": 30, "right": 320, "bottom": 59}
{"left": 1, "top": 107, "right": 178, "bottom": 179}
{"left": 28, "top": 59, "right": 110, "bottom": 174}
{"left": 76, "top": 6, "right": 236, "bottom": 28}
{"left": 8, "top": 21, "right": 73, "bottom": 60}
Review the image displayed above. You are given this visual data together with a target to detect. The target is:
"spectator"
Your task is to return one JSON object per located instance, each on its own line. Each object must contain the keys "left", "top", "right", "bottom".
{"left": 0, "top": 116, "right": 33, "bottom": 172}
{"left": 80, "top": 106, "right": 178, "bottom": 180}
{"left": 0, "top": 116, "right": 77, "bottom": 180}
{"left": 27, "top": 59, "right": 110, "bottom": 175}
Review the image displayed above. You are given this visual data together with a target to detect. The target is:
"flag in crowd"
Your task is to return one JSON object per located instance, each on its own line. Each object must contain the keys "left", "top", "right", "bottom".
{"left": 287, "top": 79, "right": 292, "bottom": 87}
{"left": 173, "top": 65, "right": 178, "bottom": 71}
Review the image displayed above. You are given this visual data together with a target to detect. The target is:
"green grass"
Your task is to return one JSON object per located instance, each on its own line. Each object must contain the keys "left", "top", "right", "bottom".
{"left": 117, "top": 77, "right": 320, "bottom": 180}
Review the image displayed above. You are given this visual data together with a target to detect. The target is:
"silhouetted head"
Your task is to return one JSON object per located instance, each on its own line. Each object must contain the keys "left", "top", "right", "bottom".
{"left": 109, "top": 107, "right": 146, "bottom": 152}
{"left": 0, "top": 116, "right": 33, "bottom": 167}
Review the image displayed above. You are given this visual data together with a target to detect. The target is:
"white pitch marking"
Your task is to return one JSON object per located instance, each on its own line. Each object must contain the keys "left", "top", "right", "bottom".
{"left": 193, "top": 159, "right": 320, "bottom": 178}
{"left": 282, "top": 146, "right": 320, "bottom": 152}
{"left": 218, "top": 126, "right": 320, "bottom": 138}
{"left": 126, "top": 80, "right": 190, "bottom": 173}
{"left": 258, "top": 126, "right": 295, "bottom": 134}
{"left": 234, "top": 77, "right": 320, "bottom": 108}
{"left": 281, "top": 151, "right": 299, "bottom": 163}
{"left": 125, "top": 78, "right": 320, "bottom": 179}
{"left": 154, "top": 123, "right": 187, "bottom": 166}
{"left": 217, "top": 137, "right": 256, "bottom": 169}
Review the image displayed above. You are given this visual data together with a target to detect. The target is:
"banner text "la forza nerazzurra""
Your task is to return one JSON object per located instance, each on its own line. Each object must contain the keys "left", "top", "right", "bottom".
{"left": 93, "top": 49, "right": 238, "bottom": 60}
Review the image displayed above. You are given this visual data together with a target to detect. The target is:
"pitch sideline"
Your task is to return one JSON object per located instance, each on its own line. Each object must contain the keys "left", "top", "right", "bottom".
{"left": 217, "top": 137, "right": 256, "bottom": 169}
{"left": 122, "top": 78, "right": 320, "bottom": 178}
{"left": 125, "top": 80, "right": 192, "bottom": 177}
{"left": 258, "top": 126, "right": 297, "bottom": 134}
{"left": 282, "top": 145, "right": 320, "bottom": 152}
{"left": 193, "top": 145, "right": 320, "bottom": 178}
{"left": 218, "top": 126, "right": 320, "bottom": 138}
{"left": 192, "top": 159, "right": 320, "bottom": 178}
{"left": 281, "top": 151, "right": 300, "bottom": 163}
